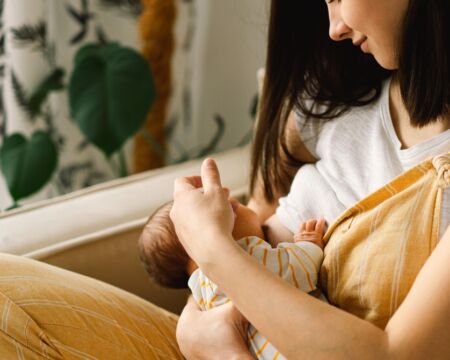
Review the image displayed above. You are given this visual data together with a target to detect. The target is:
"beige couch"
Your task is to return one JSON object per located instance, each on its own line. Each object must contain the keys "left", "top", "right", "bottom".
{"left": 0, "top": 146, "right": 250, "bottom": 315}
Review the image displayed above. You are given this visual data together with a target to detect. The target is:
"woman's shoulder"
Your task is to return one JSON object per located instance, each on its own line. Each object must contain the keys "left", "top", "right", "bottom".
{"left": 294, "top": 79, "right": 389, "bottom": 129}
{"left": 293, "top": 79, "right": 391, "bottom": 157}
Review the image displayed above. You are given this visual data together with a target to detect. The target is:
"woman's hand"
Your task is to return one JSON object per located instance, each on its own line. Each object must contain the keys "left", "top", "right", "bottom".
{"left": 176, "top": 296, "right": 253, "bottom": 360}
{"left": 170, "top": 158, "right": 238, "bottom": 270}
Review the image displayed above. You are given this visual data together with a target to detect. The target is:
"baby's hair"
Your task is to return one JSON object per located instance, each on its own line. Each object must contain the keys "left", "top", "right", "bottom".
{"left": 138, "top": 201, "right": 191, "bottom": 289}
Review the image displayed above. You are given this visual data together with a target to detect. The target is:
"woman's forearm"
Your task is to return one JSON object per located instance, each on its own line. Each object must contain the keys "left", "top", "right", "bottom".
{"left": 205, "top": 240, "right": 390, "bottom": 359}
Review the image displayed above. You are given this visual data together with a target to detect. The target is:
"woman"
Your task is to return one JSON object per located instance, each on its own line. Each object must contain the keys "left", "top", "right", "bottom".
{"left": 171, "top": 0, "right": 450, "bottom": 358}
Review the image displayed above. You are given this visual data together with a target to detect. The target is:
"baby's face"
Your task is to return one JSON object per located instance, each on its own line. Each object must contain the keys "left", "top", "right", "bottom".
{"left": 230, "top": 198, "right": 265, "bottom": 240}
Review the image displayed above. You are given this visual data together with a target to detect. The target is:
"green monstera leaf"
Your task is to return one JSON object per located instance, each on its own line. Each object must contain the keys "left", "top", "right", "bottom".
{"left": 69, "top": 42, "right": 156, "bottom": 157}
{"left": 0, "top": 131, "right": 58, "bottom": 202}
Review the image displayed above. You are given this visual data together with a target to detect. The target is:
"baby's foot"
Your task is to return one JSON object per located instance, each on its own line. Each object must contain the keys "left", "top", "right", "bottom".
{"left": 294, "top": 218, "right": 326, "bottom": 250}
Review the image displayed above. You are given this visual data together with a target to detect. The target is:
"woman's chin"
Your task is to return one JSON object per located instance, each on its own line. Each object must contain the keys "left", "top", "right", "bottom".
{"left": 373, "top": 53, "right": 399, "bottom": 70}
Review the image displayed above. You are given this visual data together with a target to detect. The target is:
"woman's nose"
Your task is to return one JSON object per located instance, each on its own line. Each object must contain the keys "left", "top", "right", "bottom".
{"left": 328, "top": 10, "right": 352, "bottom": 41}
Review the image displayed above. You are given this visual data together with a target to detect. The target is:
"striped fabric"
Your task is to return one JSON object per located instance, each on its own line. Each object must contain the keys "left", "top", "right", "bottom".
{"left": 0, "top": 254, "right": 183, "bottom": 359}
{"left": 188, "top": 236, "right": 324, "bottom": 360}
{"left": 320, "top": 152, "right": 449, "bottom": 329}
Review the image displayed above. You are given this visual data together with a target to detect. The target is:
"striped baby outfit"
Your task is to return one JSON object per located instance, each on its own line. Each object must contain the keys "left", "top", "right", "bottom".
{"left": 188, "top": 236, "right": 324, "bottom": 360}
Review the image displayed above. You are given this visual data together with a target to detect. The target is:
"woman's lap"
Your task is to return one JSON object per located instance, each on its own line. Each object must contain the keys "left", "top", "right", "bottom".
{"left": 0, "top": 253, "right": 183, "bottom": 359}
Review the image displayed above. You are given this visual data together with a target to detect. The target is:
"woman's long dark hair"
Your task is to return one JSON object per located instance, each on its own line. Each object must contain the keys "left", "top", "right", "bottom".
{"left": 250, "top": 0, "right": 449, "bottom": 202}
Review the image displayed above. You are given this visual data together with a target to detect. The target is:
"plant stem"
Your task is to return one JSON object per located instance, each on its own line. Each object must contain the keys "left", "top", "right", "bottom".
{"left": 6, "top": 201, "right": 20, "bottom": 211}
{"left": 118, "top": 148, "right": 128, "bottom": 178}
{"left": 53, "top": 175, "right": 66, "bottom": 196}
{"left": 141, "top": 128, "right": 166, "bottom": 159}
{"left": 106, "top": 154, "right": 119, "bottom": 177}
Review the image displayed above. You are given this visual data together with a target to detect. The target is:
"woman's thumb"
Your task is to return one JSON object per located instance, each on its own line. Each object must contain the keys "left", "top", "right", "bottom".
{"left": 201, "top": 158, "right": 222, "bottom": 194}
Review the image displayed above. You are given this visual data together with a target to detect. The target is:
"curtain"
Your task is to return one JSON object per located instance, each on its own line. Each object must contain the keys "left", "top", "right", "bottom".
{"left": 0, "top": 0, "right": 266, "bottom": 210}
{"left": 0, "top": 0, "right": 147, "bottom": 208}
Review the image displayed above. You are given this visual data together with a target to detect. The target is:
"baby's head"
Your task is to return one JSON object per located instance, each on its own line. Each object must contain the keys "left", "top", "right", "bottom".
{"left": 138, "top": 201, "right": 192, "bottom": 289}
{"left": 138, "top": 198, "right": 265, "bottom": 289}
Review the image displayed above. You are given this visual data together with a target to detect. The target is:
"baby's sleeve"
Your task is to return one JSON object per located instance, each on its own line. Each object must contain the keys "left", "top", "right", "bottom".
{"left": 237, "top": 236, "right": 323, "bottom": 293}
{"left": 187, "top": 269, "right": 230, "bottom": 310}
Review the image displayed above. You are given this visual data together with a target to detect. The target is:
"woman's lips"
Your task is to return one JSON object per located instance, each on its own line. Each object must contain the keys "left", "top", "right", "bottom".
{"left": 360, "top": 39, "right": 369, "bottom": 53}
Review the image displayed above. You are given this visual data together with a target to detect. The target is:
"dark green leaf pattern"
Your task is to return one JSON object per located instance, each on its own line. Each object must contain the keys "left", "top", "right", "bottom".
{"left": 28, "top": 68, "right": 65, "bottom": 119}
{"left": 11, "top": 70, "right": 32, "bottom": 120}
{"left": 11, "top": 21, "right": 47, "bottom": 53}
{"left": 0, "top": 131, "right": 58, "bottom": 201}
{"left": 0, "top": 1, "right": 6, "bottom": 141}
{"left": 66, "top": 0, "right": 95, "bottom": 45}
{"left": 57, "top": 161, "right": 107, "bottom": 190}
{"left": 11, "top": 69, "right": 65, "bottom": 121}
{"left": 99, "top": 0, "right": 142, "bottom": 17}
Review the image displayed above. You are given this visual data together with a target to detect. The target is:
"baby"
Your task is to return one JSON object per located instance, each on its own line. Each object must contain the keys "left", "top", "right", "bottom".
{"left": 138, "top": 198, "right": 326, "bottom": 360}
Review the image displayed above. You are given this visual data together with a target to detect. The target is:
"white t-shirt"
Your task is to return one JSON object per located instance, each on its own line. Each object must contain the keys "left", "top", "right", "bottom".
{"left": 276, "top": 77, "right": 450, "bottom": 240}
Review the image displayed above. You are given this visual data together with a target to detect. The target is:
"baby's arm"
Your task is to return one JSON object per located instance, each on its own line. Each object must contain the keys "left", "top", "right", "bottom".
{"left": 188, "top": 237, "right": 322, "bottom": 311}
{"left": 238, "top": 218, "right": 326, "bottom": 292}
{"left": 188, "top": 219, "right": 326, "bottom": 309}
{"left": 237, "top": 238, "right": 323, "bottom": 293}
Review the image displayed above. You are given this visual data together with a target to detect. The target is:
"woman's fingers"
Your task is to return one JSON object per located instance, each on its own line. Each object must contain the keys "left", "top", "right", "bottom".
{"left": 201, "top": 158, "right": 223, "bottom": 194}
{"left": 226, "top": 302, "right": 250, "bottom": 341}
{"left": 173, "top": 175, "right": 202, "bottom": 196}
{"left": 173, "top": 159, "right": 227, "bottom": 197}
{"left": 177, "top": 298, "right": 252, "bottom": 359}
{"left": 173, "top": 176, "right": 229, "bottom": 196}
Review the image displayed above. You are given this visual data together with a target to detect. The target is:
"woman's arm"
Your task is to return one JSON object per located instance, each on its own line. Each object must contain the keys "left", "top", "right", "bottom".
{"left": 172, "top": 160, "right": 450, "bottom": 359}
{"left": 205, "top": 222, "right": 450, "bottom": 360}
{"left": 175, "top": 110, "right": 314, "bottom": 358}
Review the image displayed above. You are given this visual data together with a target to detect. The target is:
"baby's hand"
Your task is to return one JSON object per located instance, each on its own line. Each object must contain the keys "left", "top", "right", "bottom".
{"left": 294, "top": 218, "right": 326, "bottom": 250}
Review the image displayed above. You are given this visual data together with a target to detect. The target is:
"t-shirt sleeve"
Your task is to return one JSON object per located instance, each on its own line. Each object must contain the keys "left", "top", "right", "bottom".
{"left": 276, "top": 164, "right": 339, "bottom": 234}
{"left": 293, "top": 106, "right": 327, "bottom": 160}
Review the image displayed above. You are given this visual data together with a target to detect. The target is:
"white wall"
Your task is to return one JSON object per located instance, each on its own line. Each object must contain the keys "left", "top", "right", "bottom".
{"left": 170, "top": 0, "right": 269, "bottom": 153}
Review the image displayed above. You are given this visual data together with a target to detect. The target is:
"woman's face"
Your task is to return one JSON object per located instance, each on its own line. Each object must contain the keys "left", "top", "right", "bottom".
{"left": 326, "top": 0, "right": 409, "bottom": 70}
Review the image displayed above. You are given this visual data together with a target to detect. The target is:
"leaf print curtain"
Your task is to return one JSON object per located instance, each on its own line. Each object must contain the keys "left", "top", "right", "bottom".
{"left": 0, "top": 0, "right": 265, "bottom": 211}
{"left": 0, "top": 0, "right": 157, "bottom": 209}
